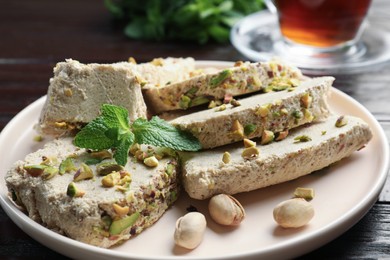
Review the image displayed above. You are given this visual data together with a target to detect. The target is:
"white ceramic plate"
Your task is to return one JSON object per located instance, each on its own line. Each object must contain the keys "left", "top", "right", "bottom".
{"left": 0, "top": 61, "right": 389, "bottom": 260}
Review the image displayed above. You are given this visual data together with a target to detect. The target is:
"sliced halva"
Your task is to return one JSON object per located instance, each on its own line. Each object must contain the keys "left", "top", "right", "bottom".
{"left": 38, "top": 57, "right": 195, "bottom": 137}
{"left": 181, "top": 115, "right": 372, "bottom": 199}
{"left": 143, "top": 60, "right": 304, "bottom": 113}
{"left": 170, "top": 76, "right": 333, "bottom": 149}
{"left": 5, "top": 137, "right": 179, "bottom": 248}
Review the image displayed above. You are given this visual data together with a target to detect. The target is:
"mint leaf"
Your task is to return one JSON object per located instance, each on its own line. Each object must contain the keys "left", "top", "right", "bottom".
{"left": 74, "top": 117, "right": 115, "bottom": 150}
{"left": 114, "top": 132, "right": 134, "bottom": 166}
{"left": 132, "top": 116, "right": 201, "bottom": 151}
{"left": 101, "top": 104, "right": 130, "bottom": 131}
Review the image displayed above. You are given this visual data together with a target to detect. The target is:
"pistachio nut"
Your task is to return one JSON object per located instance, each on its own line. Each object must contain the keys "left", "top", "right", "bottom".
{"left": 208, "top": 194, "right": 245, "bottom": 226}
{"left": 73, "top": 163, "right": 93, "bottom": 182}
{"left": 273, "top": 198, "right": 314, "bottom": 228}
{"left": 174, "top": 212, "right": 206, "bottom": 249}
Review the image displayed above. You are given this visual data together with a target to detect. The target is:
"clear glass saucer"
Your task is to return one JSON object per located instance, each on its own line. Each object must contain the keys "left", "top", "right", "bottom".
{"left": 230, "top": 10, "right": 390, "bottom": 75}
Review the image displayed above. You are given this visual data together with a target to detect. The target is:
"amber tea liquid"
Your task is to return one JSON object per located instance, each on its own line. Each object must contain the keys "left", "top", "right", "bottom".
{"left": 274, "top": 0, "right": 372, "bottom": 47}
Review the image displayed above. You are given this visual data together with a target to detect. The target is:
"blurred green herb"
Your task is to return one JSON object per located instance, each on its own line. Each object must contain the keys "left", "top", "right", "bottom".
{"left": 104, "top": 0, "right": 264, "bottom": 44}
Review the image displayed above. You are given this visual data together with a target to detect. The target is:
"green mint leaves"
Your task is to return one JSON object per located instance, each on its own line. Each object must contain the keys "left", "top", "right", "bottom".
{"left": 74, "top": 104, "right": 201, "bottom": 166}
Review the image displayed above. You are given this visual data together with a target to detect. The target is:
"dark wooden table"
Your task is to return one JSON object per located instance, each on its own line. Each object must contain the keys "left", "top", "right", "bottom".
{"left": 1, "top": 0, "right": 389, "bottom": 259}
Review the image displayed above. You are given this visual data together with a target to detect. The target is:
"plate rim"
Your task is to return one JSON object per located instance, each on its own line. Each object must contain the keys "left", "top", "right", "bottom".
{"left": 0, "top": 60, "right": 389, "bottom": 259}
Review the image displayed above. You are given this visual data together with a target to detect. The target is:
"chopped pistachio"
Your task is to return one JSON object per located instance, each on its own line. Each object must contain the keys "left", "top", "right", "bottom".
{"left": 208, "top": 100, "right": 217, "bottom": 108}
{"left": 165, "top": 163, "right": 175, "bottom": 176}
{"left": 294, "top": 187, "right": 315, "bottom": 201}
{"left": 185, "top": 87, "right": 199, "bottom": 96}
{"left": 74, "top": 163, "right": 94, "bottom": 182}
{"left": 128, "top": 57, "right": 137, "bottom": 64}
{"left": 179, "top": 95, "right": 191, "bottom": 109}
{"left": 143, "top": 156, "right": 159, "bottom": 167}
{"left": 244, "top": 124, "right": 257, "bottom": 136}
{"left": 243, "top": 138, "right": 256, "bottom": 148}
{"left": 234, "top": 60, "right": 244, "bottom": 67}
{"left": 321, "top": 131, "right": 327, "bottom": 135}
{"left": 33, "top": 135, "right": 43, "bottom": 142}
{"left": 190, "top": 96, "right": 209, "bottom": 107}
{"left": 335, "top": 116, "right": 348, "bottom": 128}
{"left": 96, "top": 163, "right": 124, "bottom": 176}
{"left": 42, "top": 166, "right": 58, "bottom": 180}
{"left": 280, "top": 108, "right": 289, "bottom": 115}
{"left": 272, "top": 84, "right": 289, "bottom": 91}
{"left": 287, "top": 87, "right": 296, "bottom": 92}
{"left": 231, "top": 120, "right": 244, "bottom": 138}
{"left": 275, "top": 130, "right": 289, "bottom": 141}
{"left": 67, "top": 182, "right": 85, "bottom": 197}
{"left": 90, "top": 150, "right": 112, "bottom": 160}
{"left": 301, "top": 93, "right": 313, "bottom": 108}
{"left": 129, "top": 143, "right": 141, "bottom": 155}
{"left": 102, "top": 171, "right": 121, "bottom": 187}
{"left": 59, "top": 157, "right": 77, "bottom": 175}
{"left": 256, "top": 104, "right": 271, "bottom": 117}
{"left": 215, "top": 104, "right": 226, "bottom": 112}
{"left": 294, "top": 135, "right": 312, "bottom": 143}
{"left": 222, "top": 151, "right": 231, "bottom": 164}
{"left": 241, "top": 146, "right": 260, "bottom": 159}
{"left": 261, "top": 130, "right": 275, "bottom": 145}
{"left": 303, "top": 109, "right": 314, "bottom": 121}
{"left": 230, "top": 99, "right": 241, "bottom": 107}
{"left": 223, "top": 93, "right": 233, "bottom": 104}
{"left": 109, "top": 212, "right": 140, "bottom": 235}
{"left": 292, "top": 110, "right": 303, "bottom": 119}
{"left": 210, "top": 69, "right": 232, "bottom": 88}
{"left": 24, "top": 165, "right": 48, "bottom": 177}
{"left": 113, "top": 203, "right": 130, "bottom": 217}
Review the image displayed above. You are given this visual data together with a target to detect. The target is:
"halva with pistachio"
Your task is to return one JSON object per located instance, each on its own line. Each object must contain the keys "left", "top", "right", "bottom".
{"left": 180, "top": 115, "right": 372, "bottom": 199}
{"left": 171, "top": 77, "right": 333, "bottom": 149}
{"left": 5, "top": 137, "right": 179, "bottom": 248}
{"left": 38, "top": 57, "right": 195, "bottom": 137}
{"left": 143, "top": 60, "right": 304, "bottom": 113}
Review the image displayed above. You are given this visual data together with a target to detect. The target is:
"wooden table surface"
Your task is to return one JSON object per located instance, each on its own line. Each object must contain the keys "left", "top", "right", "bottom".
{"left": 1, "top": 0, "right": 389, "bottom": 259}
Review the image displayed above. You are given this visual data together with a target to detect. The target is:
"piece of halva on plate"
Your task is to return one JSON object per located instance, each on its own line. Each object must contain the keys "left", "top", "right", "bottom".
{"left": 180, "top": 115, "right": 372, "bottom": 200}
{"left": 38, "top": 57, "right": 195, "bottom": 137}
{"left": 170, "top": 76, "right": 333, "bottom": 149}
{"left": 143, "top": 60, "right": 304, "bottom": 113}
{"left": 5, "top": 137, "right": 179, "bottom": 248}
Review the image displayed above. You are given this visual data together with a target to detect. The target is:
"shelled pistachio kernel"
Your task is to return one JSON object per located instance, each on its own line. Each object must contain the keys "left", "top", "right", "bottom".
{"left": 294, "top": 187, "right": 315, "bottom": 201}
{"left": 275, "top": 130, "right": 289, "bottom": 141}
{"left": 90, "top": 150, "right": 112, "bottom": 160}
{"left": 335, "top": 116, "right": 348, "bottom": 128}
{"left": 241, "top": 146, "right": 260, "bottom": 159}
{"left": 303, "top": 109, "right": 314, "bottom": 121}
{"left": 73, "top": 163, "right": 93, "bottom": 182}
{"left": 231, "top": 120, "right": 244, "bottom": 138}
{"left": 300, "top": 93, "right": 313, "bottom": 108}
{"left": 222, "top": 152, "right": 231, "bottom": 164}
{"left": 102, "top": 171, "right": 121, "bottom": 187}
{"left": 261, "top": 130, "right": 275, "bottom": 145}
{"left": 67, "top": 182, "right": 85, "bottom": 197}
{"left": 243, "top": 138, "right": 256, "bottom": 148}
{"left": 144, "top": 156, "right": 159, "bottom": 167}
{"left": 113, "top": 203, "right": 130, "bottom": 217}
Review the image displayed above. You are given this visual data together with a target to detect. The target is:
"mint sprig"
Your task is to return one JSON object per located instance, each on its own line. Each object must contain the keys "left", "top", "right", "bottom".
{"left": 74, "top": 104, "right": 201, "bottom": 166}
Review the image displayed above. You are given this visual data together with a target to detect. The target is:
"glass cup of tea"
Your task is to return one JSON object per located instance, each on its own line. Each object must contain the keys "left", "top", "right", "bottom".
{"left": 264, "top": 0, "right": 373, "bottom": 66}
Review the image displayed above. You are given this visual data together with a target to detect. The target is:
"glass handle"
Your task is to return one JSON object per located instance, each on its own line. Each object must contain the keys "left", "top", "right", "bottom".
{"left": 264, "top": 0, "right": 277, "bottom": 14}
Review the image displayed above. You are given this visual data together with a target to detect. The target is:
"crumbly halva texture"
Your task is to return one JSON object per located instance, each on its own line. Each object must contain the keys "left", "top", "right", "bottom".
{"left": 170, "top": 77, "right": 333, "bottom": 149}
{"left": 38, "top": 57, "right": 195, "bottom": 137}
{"left": 5, "top": 137, "right": 179, "bottom": 248}
{"left": 180, "top": 115, "right": 372, "bottom": 199}
{"left": 143, "top": 60, "right": 304, "bottom": 114}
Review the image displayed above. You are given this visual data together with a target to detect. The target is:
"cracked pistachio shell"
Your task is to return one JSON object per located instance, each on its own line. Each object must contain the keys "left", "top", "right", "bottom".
{"left": 208, "top": 194, "right": 245, "bottom": 226}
